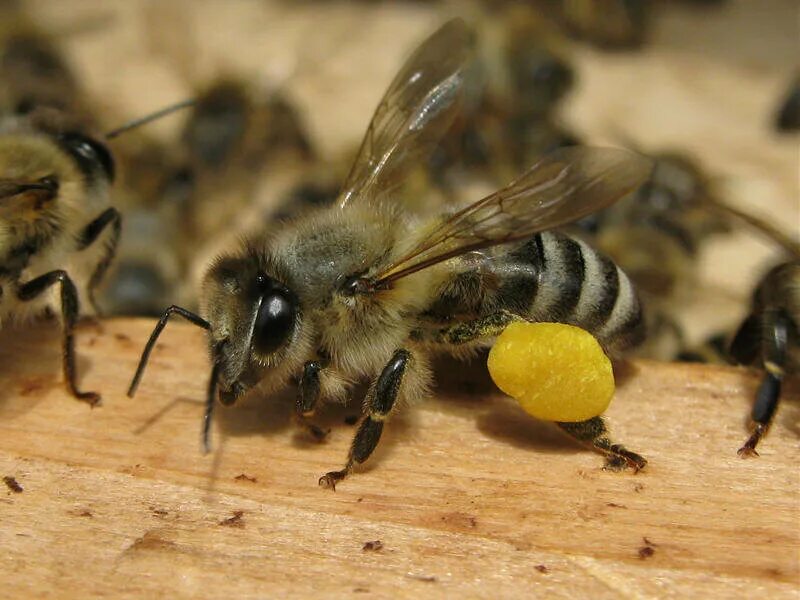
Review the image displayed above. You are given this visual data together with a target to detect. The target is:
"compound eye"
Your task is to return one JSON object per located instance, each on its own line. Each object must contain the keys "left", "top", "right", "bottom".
{"left": 58, "top": 132, "right": 116, "bottom": 183}
{"left": 252, "top": 279, "right": 297, "bottom": 355}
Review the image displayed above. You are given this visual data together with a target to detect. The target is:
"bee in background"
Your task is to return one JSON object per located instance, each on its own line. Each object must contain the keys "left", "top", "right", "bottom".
{"left": 178, "top": 78, "right": 314, "bottom": 247}
{"left": 554, "top": 0, "right": 650, "bottom": 50}
{"left": 0, "top": 11, "right": 89, "bottom": 121}
{"left": 0, "top": 100, "right": 191, "bottom": 402}
{"left": 774, "top": 75, "right": 800, "bottom": 133}
{"left": 574, "top": 151, "right": 732, "bottom": 358}
{"left": 427, "top": 4, "right": 579, "bottom": 192}
{"left": 129, "top": 19, "right": 652, "bottom": 488}
{"left": 0, "top": 108, "right": 118, "bottom": 404}
{"left": 729, "top": 261, "right": 800, "bottom": 456}
{"left": 98, "top": 78, "right": 316, "bottom": 317}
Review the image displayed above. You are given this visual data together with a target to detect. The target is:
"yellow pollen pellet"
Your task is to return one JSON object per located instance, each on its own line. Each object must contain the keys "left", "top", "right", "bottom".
{"left": 487, "top": 322, "right": 615, "bottom": 422}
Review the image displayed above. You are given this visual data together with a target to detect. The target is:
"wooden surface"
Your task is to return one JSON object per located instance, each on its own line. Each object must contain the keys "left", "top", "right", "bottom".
{"left": 1, "top": 319, "right": 798, "bottom": 598}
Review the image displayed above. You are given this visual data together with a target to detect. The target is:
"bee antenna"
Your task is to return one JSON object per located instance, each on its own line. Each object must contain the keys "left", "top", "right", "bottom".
{"left": 707, "top": 198, "right": 800, "bottom": 259}
{"left": 104, "top": 99, "right": 196, "bottom": 140}
{"left": 127, "top": 305, "right": 210, "bottom": 398}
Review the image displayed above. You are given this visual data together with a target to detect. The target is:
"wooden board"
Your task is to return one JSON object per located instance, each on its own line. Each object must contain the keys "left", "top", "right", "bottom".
{"left": 1, "top": 319, "right": 798, "bottom": 598}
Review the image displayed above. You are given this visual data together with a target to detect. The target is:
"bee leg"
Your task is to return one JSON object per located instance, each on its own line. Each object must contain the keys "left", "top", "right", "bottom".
{"left": 76, "top": 207, "right": 122, "bottom": 314}
{"left": 556, "top": 416, "right": 647, "bottom": 472}
{"left": 738, "top": 311, "right": 789, "bottom": 457}
{"left": 319, "top": 349, "right": 410, "bottom": 490}
{"left": 296, "top": 360, "right": 330, "bottom": 442}
{"left": 17, "top": 270, "right": 100, "bottom": 406}
{"left": 438, "top": 309, "right": 524, "bottom": 344}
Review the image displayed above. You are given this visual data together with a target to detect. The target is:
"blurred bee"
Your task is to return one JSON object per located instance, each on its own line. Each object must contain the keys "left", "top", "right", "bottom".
{"left": 774, "top": 75, "right": 800, "bottom": 132}
{"left": 0, "top": 109, "right": 118, "bottom": 405}
{"left": 0, "top": 99, "right": 191, "bottom": 402}
{"left": 99, "top": 76, "right": 315, "bottom": 317}
{"left": 178, "top": 78, "right": 314, "bottom": 246}
{"left": 129, "top": 19, "right": 652, "bottom": 488}
{"left": 574, "top": 151, "right": 732, "bottom": 358}
{"left": 555, "top": 0, "right": 650, "bottom": 50}
{"left": 428, "top": 5, "right": 578, "bottom": 192}
{"left": 0, "top": 11, "right": 88, "bottom": 120}
{"left": 729, "top": 261, "right": 800, "bottom": 456}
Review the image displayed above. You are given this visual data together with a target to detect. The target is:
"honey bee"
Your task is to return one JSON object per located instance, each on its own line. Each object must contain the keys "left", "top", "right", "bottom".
{"left": 575, "top": 151, "right": 733, "bottom": 358}
{"left": 0, "top": 109, "right": 118, "bottom": 405}
{"left": 0, "top": 11, "right": 88, "bottom": 120}
{"left": 100, "top": 77, "right": 315, "bottom": 317}
{"left": 128, "top": 19, "right": 652, "bottom": 488}
{"left": 555, "top": 0, "right": 650, "bottom": 50}
{"left": 729, "top": 261, "right": 800, "bottom": 456}
{"left": 0, "top": 101, "right": 191, "bottom": 403}
{"left": 774, "top": 75, "right": 800, "bottom": 133}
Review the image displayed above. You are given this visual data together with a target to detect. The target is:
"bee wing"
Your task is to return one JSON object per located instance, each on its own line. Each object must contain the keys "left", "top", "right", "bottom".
{"left": 373, "top": 146, "right": 653, "bottom": 286}
{"left": 337, "top": 18, "right": 473, "bottom": 209}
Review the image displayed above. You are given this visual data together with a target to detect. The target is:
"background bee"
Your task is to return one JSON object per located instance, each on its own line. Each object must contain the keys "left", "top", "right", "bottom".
{"left": 554, "top": 0, "right": 650, "bottom": 50}
{"left": 574, "top": 150, "right": 733, "bottom": 358}
{"left": 0, "top": 91, "right": 192, "bottom": 402}
{"left": 0, "top": 108, "right": 118, "bottom": 405}
{"left": 774, "top": 74, "right": 800, "bottom": 133}
{"left": 427, "top": 4, "right": 578, "bottom": 193}
{"left": 0, "top": 8, "right": 89, "bottom": 121}
{"left": 128, "top": 19, "right": 652, "bottom": 488}
{"left": 729, "top": 260, "right": 800, "bottom": 456}
{"left": 99, "top": 4, "right": 319, "bottom": 317}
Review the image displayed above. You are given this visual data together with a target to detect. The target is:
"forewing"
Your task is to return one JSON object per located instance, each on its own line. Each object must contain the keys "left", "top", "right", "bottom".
{"left": 338, "top": 18, "right": 473, "bottom": 209}
{"left": 374, "top": 146, "right": 653, "bottom": 285}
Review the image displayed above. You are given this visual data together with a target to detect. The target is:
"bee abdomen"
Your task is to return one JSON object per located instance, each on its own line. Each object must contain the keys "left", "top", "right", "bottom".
{"left": 523, "top": 232, "right": 644, "bottom": 353}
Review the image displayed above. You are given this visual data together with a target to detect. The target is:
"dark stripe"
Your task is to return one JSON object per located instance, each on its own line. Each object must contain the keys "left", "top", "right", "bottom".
{"left": 583, "top": 251, "right": 620, "bottom": 331}
{"left": 496, "top": 235, "right": 545, "bottom": 314}
{"left": 555, "top": 235, "right": 585, "bottom": 321}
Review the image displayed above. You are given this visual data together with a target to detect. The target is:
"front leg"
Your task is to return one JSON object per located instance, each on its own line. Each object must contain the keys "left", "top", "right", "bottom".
{"left": 319, "top": 349, "right": 411, "bottom": 490}
{"left": 738, "top": 311, "right": 790, "bottom": 457}
{"left": 296, "top": 360, "right": 330, "bottom": 442}
{"left": 17, "top": 270, "right": 100, "bottom": 406}
{"left": 76, "top": 207, "right": 122, "bottom": 314}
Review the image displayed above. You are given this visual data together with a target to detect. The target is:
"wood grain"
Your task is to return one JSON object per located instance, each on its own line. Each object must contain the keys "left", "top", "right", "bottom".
{"left": 0, "top": 319, "right": 798, "bottom": 598}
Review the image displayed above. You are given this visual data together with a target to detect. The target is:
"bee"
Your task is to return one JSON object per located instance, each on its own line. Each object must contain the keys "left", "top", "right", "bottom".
{"left": 574, "top": 151, "right": 733, "bottom": 358}
{"left": 774, "top": 75, "right": 800, "bottom": 133}
{"left": 100, "top": 77, "right": 315, "bottom": 317}
{"left": 0, "top": 12, "right": 87, "bottom": 120}
{"left": 555, "top": 0, "right": 650, "bottom": 50}
{"left": 729, "top": 261, "right": 800, "bottom": 456}
{"left": 427, "top": 5, "right": 578, "bottom": 192}
{"left": 0, "top": 109, "right": 118, "bottom": 405}
{"left": 128, "top": 19, "right": 652, "bottom": 488}
{"left": 0, "top": 101, "right": 191, "bottom": 403}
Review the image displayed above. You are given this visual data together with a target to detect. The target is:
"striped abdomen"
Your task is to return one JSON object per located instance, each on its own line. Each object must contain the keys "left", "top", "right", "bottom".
{"left": 499, "top": 231, "right": 644, "bottom": 353}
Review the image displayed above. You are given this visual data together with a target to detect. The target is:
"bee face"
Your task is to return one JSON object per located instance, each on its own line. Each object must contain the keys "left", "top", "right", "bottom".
{"left": 0, "top": 134, "right": 75, "bottom": 230}
{"left": 202, "top": 254, "right": 305, "bottom": 404}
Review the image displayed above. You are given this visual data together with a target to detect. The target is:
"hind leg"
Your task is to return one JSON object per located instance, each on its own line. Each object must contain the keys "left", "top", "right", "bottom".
{"left": 557, "top": 416, "right": 646, "bottom": 472}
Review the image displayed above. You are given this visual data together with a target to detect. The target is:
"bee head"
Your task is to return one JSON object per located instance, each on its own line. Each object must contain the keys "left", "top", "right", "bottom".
{"left": 202, "top": 254, "right": 304, "bottom": 405}
{"left": 56, "top": 131, "right": 115, "bottom": 184}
